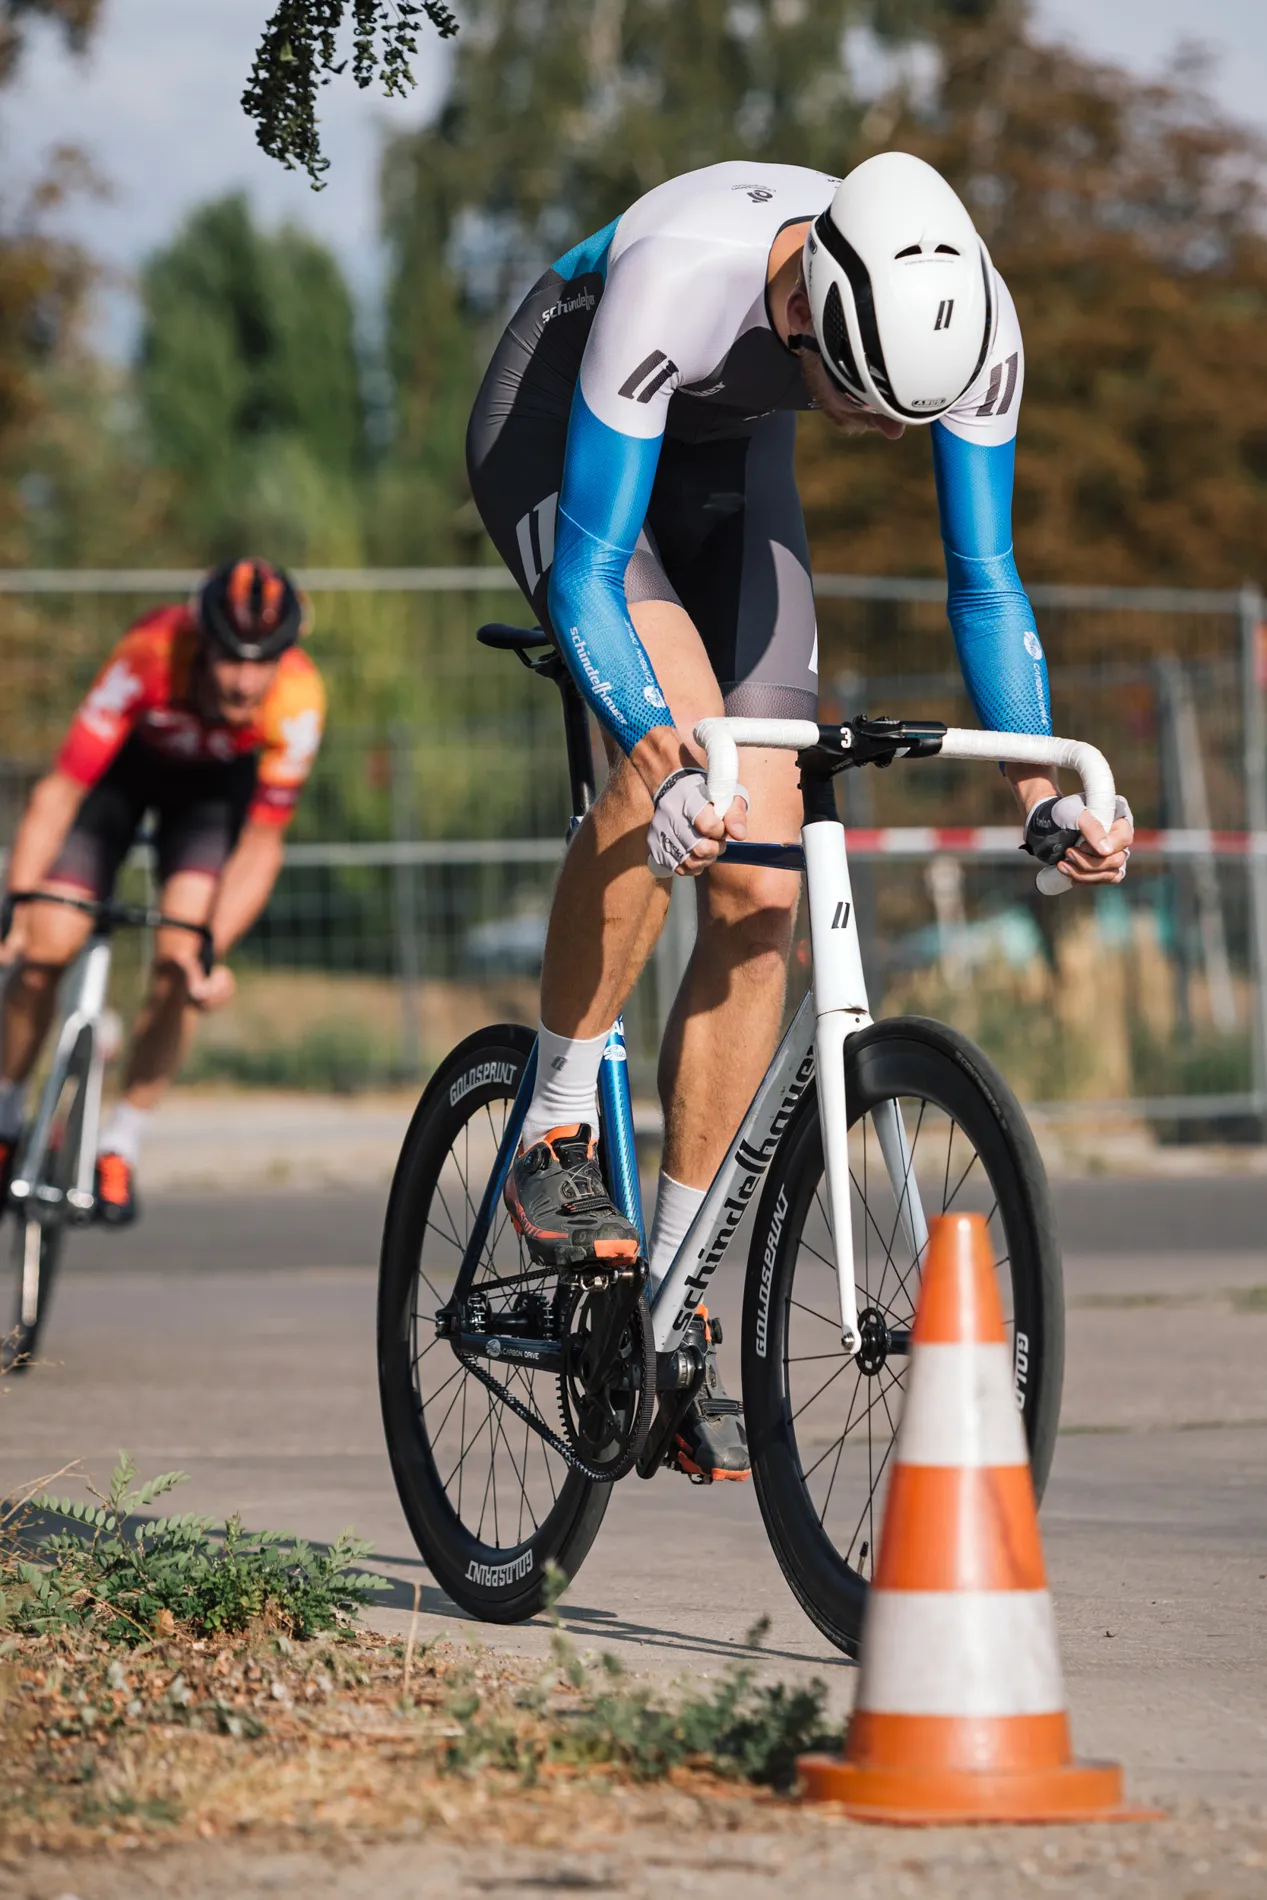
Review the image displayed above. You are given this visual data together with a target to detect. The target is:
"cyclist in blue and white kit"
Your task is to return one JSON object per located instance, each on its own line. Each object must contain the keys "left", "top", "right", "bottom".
{"left": 467, "top": 152, "right": 1132, "bottom": 1482}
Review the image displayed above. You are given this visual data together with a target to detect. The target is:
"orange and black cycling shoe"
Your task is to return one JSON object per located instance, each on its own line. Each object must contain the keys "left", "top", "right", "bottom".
{"left": 94, "top": 1151, "right": 138, "bottom": 1228}
{"left": 668, "top": 1309, "right": 751, "bottom": 1483}
{"left": 503, "top": 1124, "right": 641, "bottom": 1271}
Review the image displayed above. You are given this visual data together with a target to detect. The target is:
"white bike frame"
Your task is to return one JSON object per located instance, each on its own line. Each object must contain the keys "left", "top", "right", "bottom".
{"left": 649, "top": 718, "right": 1117, "bottom": 1359}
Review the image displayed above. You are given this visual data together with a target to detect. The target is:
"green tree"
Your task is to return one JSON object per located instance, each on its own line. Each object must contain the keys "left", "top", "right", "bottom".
{"left": 137, "top": 194, "right": 367, "bottom": 562}
{"left": 377, "top": 0, "right": 871, "bottom": 561}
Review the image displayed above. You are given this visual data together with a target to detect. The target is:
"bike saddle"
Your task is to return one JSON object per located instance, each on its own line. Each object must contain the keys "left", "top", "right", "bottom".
{"left": 476, "top": 622, "right": 550, "bottom": 652}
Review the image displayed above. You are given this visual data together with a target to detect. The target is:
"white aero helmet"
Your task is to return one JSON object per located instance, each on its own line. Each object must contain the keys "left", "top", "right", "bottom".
{"left": 803, "top": 151, "right": 996, "bottom": 424}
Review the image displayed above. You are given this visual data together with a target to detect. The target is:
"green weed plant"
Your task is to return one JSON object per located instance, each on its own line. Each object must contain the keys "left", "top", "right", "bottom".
{"left": 0, "top": 1454, "right": 386, "bottom": 1645}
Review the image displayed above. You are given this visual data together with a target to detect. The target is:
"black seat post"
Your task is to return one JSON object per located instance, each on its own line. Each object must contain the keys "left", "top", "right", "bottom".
{"left": 557, "top": 672, "right": 597, "bottom": 821}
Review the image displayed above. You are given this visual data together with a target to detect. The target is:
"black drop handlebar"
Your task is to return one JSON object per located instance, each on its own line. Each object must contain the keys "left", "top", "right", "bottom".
{"left": 0, "top": 890, "right": 215, "bottom": 977}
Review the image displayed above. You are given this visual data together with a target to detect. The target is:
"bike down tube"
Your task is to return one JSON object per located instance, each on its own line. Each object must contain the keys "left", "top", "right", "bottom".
{"left": 650, "top": 997, "right": 817, "bottom": 1356}
{"left": 10, "top": 936, "right": 112, "bottom": 1208}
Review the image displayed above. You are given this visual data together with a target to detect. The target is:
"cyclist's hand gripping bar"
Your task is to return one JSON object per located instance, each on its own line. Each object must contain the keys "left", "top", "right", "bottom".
{"left": 692, "top": 717, "right": 1119, "bottom": 897}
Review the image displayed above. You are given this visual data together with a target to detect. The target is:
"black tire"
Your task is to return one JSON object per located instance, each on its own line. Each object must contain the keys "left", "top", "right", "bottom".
{"left": 2, "top": 1208, "right": 65, "bottom": 1373}
{"left": 377, "top": 1024, "right": 611, "bottom": 1622}
{"left": 742, "top": 1015, "right": 1063, "bottom": 1658}
{"left": 1, "top": 1044, "right": 88, "bottom": 1374}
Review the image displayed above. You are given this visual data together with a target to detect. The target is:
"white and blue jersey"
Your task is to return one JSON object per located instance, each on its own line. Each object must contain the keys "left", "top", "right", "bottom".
{"left": 466, "top": 161, "right": 1050, "bottom": 753}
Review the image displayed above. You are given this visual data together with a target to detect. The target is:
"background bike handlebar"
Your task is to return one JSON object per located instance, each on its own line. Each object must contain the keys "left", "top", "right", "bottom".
{"left": 0, "top": 890, "right": 215, "bottom": 975}
{"left": 691, "top": 716, "right": 1118, "bottom": 900}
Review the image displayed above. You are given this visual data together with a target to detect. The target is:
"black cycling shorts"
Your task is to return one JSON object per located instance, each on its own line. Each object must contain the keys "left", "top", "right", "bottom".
{"left": 48, "top": 737, "right": 258, "bottom": 899}
{"left": 466, "top": 269, "right": 818, "bottom": 722}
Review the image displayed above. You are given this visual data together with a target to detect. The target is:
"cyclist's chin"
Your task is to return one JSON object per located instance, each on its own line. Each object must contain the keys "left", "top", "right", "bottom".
{"left": 218, "top": 697, "right": 263, "bottom": 726}
{"left": 799, "top": 358, "right": 905, "bottom": 439}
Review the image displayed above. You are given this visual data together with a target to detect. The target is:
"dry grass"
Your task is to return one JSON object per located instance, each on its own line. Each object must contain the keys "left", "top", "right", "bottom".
{"left": 0, "top": 1626, "right": 820, "bottom": 1858}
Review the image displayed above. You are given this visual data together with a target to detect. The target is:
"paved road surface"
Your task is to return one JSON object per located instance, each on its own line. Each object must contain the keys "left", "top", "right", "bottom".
{"left": 2, "top": 1180, "right": 1264, "bottom": 1831}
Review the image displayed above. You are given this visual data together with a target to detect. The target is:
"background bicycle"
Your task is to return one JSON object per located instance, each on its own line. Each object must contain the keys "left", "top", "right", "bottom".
{"left": 0, "top": 891, "right": 212, "bottom": 1372}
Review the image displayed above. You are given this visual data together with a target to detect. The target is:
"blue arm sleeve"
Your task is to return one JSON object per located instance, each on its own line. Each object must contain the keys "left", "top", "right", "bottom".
{"left": 931, "top": 423, "right": 1051, "bottom": 737}
{"left": 546, "top": 387, "right": 672, "bottom": 754}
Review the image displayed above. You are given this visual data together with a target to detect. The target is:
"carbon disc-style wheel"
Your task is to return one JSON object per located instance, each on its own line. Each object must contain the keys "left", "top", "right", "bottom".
{"left": 742, "top": 1015, "right": 1063, "bottom": 1657}
{"left": 377, "top": 1025, "right": 613, "bottom": 1622}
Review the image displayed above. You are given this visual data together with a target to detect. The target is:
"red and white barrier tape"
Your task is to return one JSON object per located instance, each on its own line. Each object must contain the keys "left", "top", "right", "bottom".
{"left": 843, "top": 828, "right": 1267, "bottom": 861}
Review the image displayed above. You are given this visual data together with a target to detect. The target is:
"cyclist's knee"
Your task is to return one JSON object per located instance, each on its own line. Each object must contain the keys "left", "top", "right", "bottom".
{"left": 10, "top": 958, "right": 69, "bottom": 998}
{"left": 700, "top": 866, "right": 798, "bottom": 974}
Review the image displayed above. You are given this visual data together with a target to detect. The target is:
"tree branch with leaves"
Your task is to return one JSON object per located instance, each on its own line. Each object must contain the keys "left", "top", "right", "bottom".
{"left": 242, "top": 0, "right": 459, "bottom": 188}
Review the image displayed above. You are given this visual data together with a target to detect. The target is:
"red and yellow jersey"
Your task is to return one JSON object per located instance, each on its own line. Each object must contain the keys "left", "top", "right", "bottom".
{"left": 56, "top": 605, "right": 326, "bottom": 828}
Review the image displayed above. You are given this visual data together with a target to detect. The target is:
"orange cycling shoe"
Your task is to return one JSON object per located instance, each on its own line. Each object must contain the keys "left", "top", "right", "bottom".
{"left": 503, "top": 1124, "right": 640, "bottom": 1270}
{"left": 668, "top": 1309, "right": 750, "bottom": 1483}
{"left": 94, "top": 1151, "right": 138, "bottom": 1228}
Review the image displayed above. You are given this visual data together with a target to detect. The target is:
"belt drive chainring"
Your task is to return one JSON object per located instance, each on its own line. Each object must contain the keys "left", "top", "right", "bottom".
{"left": 450, "top": 1266, "right": 655, "bottom": 1483}
{"left": 554, "top": 1269, "right": 655, "bottom": 1481}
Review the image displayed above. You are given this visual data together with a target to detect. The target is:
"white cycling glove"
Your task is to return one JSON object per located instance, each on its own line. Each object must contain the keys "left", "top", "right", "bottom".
{"left": 1023, "top": 792, "right": 1133, "bottom": 884}
{"left": 647, "top": 767, "right": 749, "bottom": 877}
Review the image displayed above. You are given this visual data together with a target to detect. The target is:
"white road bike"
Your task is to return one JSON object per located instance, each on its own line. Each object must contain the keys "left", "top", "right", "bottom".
{"left": 378, "top": 625, "right": 1113, "bottom": 1654}
{"left": 0, "top": 889, "right": 212, "bottom": 1372}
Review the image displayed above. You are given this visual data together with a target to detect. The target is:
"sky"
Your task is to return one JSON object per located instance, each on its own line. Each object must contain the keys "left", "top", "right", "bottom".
{"left": 2, "top": 0, "right": 1264, "bottom": 359}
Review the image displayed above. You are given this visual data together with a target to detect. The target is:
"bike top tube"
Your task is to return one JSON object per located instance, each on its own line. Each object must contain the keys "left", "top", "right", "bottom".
{"left": 2, "top": 890, "right": 215, "bottom": 970}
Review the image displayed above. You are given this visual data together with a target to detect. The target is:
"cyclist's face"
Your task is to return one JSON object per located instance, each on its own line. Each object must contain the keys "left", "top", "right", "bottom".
{"left": 208, "top": 655, "right": 281, "bottom": 724}
{"left": 798, "top": 349, "right": 906, "bottom": 440}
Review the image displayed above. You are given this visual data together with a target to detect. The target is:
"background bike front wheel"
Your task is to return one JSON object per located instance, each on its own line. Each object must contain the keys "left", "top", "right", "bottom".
{"left": 741, "top": 1015, "right": 1063, "bottom": 1657}
{"left": 2, "top": 1210, "right": 65, "bottom": 1373}
{"left": 377, "top": 1024, "right": 612, "bottom": 1623}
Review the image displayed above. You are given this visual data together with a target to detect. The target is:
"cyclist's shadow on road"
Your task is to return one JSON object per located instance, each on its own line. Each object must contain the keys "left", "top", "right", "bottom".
{"left": 366, "top": 1545, "right": 855, "bottom": 1670}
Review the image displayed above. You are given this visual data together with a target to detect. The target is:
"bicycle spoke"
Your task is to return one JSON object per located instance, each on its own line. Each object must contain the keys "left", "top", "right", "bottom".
{"left": 406, "top": 1076, "right": 581, "bottom": 1556}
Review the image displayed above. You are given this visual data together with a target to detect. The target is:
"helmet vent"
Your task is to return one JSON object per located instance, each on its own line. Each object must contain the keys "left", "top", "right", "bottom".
{"left": 822, "top": 282, "right": 863, "bottom": 394}
{"left": 935, "top": 243, "right": 960, "bottom": 254}
{"left": 894, "top": 244, "right": 921, "bottom": 258}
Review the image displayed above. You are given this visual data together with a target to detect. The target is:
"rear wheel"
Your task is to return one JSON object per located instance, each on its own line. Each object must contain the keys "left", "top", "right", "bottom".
{"left": 742, "top": 1016, "right": 1063, "bottom": 1657}
{"left": 377, "top": 1025, "right": 613, "bottom": 1622}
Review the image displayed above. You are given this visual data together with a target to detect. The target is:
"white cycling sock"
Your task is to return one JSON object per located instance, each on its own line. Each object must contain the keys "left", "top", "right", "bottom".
{"left": 520, "top": 1022, "right": 612, "bottom": 1150}
{"left": 99, "top": 1101, "right": 150, "bottom": 1168}
{"left": 0, "top": 1077, "right": 26, "bottom": 1143}
{"left": 648, "top": 1170, "right": 707, "bottom": 1294}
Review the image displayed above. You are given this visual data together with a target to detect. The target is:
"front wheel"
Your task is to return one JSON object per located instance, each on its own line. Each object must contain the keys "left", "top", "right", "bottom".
{"left": 2, "top": 1210, "right": 65, "bottom": 1373}
{"left": 742, "top": 1015, "right": 1063, "bottom": 1658}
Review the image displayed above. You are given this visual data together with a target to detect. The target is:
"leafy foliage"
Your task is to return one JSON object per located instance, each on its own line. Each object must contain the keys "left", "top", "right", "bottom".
{"left": 1, "top": 1454, "right": 386, "bottom": 1645}
{"left": 433, "top": 1614, "right": 838, "bottom": 1792}
{"left": 242, "top": 0, "right": 459, "bottom": 187}
{"left": 136, "top": 194, "right": 366, "bottom": 562}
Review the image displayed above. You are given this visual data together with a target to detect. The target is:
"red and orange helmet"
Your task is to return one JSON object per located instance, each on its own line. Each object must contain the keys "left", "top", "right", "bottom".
{"left": 195, "top": 558, "right": 306, "bottom": 661}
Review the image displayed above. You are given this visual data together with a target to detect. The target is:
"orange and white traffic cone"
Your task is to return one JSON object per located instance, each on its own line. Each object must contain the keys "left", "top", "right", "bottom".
{"left": 798, "top": 1211, "right": 1159, "bottom": 1824}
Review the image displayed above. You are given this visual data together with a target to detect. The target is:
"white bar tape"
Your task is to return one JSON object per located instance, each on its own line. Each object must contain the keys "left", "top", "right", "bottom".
{"left": 859, "top": 1590, "right": 1065, "bottom": 1717}
{"left": 896, "top": 1343, "right": 1029, "bottom": 1468}
{"left": 693, "top": 718, "right": 1117, "bottom": 838}
{"left": 693, "top": 717, "right": 818, "bottom": 816}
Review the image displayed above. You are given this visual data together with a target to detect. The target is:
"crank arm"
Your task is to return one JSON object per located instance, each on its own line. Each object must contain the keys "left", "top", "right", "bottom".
{"left": 635, "top": 1349, "right": 707, "bottom": 1480}
{"left": 576, "top": 1263, "right": 647, "bottom": 1390}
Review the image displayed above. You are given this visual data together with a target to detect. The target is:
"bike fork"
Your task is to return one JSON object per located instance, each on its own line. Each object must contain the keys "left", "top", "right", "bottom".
{"left": 802, "top": 816, "right": 930, "bottom": 1352}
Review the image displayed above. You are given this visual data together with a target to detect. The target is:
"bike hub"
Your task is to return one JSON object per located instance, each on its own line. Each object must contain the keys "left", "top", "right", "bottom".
{"left": 854, "top": 1305, "right": 911, "bottom": 1376}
